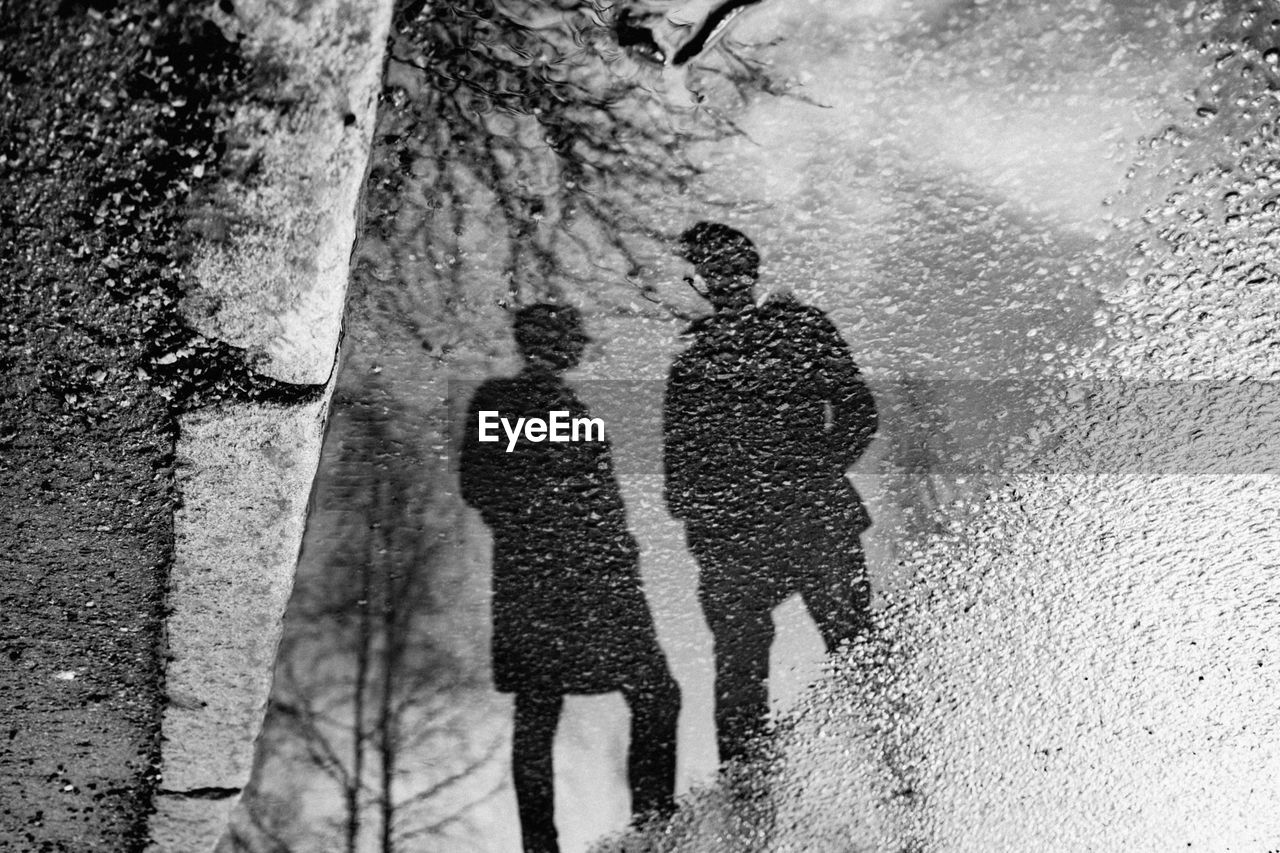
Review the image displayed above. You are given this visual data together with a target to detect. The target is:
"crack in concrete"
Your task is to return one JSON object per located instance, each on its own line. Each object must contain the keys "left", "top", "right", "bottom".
{"left": 156, "top": 787, "right": 243, "bottom": 801}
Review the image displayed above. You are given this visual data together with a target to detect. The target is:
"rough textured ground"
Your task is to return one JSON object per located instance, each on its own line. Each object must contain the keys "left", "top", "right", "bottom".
{"left": 0, "top": 1, "right": 306, "bottom": 848}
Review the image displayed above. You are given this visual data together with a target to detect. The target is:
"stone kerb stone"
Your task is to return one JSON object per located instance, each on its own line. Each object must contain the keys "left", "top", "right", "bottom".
{"left": 146, "top": 0, "right": 393, "bottom": 850}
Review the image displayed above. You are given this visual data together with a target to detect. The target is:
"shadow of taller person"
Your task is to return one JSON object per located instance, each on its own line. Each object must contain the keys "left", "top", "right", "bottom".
{"left": 460, "top": 304, "right": 680, "bottom": 853}
{"left": 663, "top": 222, "right": 878, "bottom": 765}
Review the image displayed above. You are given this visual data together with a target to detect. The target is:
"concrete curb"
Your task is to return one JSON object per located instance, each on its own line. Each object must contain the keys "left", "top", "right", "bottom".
{"left": 146, "top": 0, "right": 392, "bottom": 849}
{"left": 149, "top": 401, "right": 328, "bottom": 849}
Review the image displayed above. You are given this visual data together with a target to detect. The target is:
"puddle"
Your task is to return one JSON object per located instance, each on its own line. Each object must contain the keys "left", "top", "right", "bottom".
{"left": 222, "top": 1, "right": 1280, "bottom": 850}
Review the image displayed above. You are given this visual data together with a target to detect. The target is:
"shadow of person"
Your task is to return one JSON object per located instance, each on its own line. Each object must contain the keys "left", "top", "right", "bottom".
{"left": 460, "top": 303, "right": 680, "bottom": 853}
{"left": 663, "top": 222, "right": 878, "bottom": 766}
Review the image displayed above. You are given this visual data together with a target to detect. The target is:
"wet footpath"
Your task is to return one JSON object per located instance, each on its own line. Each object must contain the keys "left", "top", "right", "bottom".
{"left": 228, "top": 1, "right": 1280, "bottom": 852}
{"left": 2, "top": 0, "right": 381, "bottom": 849}
{"left": 2, "top": 3, "right": 238, "bottom": 846}
{"left": 8, "top": 1, "right": 1280, "bottom": 852}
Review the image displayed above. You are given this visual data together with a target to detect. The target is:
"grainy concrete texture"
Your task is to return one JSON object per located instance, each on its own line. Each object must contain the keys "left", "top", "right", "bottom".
{"left": 1, "top": 0, "right": 390, "bottom": 850}
{"left": 147, "top": 0, "right": 392, "bottom": 850}
{"left": 183, "top": 0, "right": 391, "bottom": 387}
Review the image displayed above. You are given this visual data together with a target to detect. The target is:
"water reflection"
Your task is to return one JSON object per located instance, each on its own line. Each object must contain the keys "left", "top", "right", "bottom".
{"left": 460, "top": 304, "right": 679, "bottom": 853}
{"left": 225, "top": 0, "right": 1280, "bottom": 850}
{"left": 221, "top": 381, "right": 506, "bottom": 853}
{"left": 664, "top": 222, "right": 876, "bottom": 764}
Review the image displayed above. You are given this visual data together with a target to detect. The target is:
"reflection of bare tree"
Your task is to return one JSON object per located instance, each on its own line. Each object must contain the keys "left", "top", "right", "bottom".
{"left": 367, "top": 0, "right": 786, "bottom": 344}
{"left": 226, "top": 382, "right": 502, "bottom": 853}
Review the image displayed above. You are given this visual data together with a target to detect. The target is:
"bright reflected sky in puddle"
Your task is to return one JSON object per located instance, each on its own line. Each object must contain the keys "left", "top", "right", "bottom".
{"left": 516, "top": 1, "right": 1205, "bottom": 849}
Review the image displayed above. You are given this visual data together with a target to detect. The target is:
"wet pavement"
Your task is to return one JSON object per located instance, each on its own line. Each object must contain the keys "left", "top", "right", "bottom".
{"left": 226, "top": 1, "right": 1280, "bottom": 851}
{"left": 1, "top": 3, "right": 247, "bottom": 847}
{"left": 2, "top": 1, "right": 383, "bottom": 850}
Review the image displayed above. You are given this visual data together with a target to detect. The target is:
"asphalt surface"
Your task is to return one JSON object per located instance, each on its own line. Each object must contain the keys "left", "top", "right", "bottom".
{"left": 0, "top": 1, "right": 301, "bottom": 848}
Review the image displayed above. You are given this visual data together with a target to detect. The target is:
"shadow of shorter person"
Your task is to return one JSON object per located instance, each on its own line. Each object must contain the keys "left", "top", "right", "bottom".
{"left": 460, "top": 304, "right": 681, "bottom": 853}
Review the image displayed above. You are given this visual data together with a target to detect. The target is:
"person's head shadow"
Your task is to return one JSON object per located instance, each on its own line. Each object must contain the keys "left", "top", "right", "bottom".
{"left": 513, "top": 303, "right": 589, "bottom": 374}
{"left": 678, "top": 221, "right": 759, "bottom": 312}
